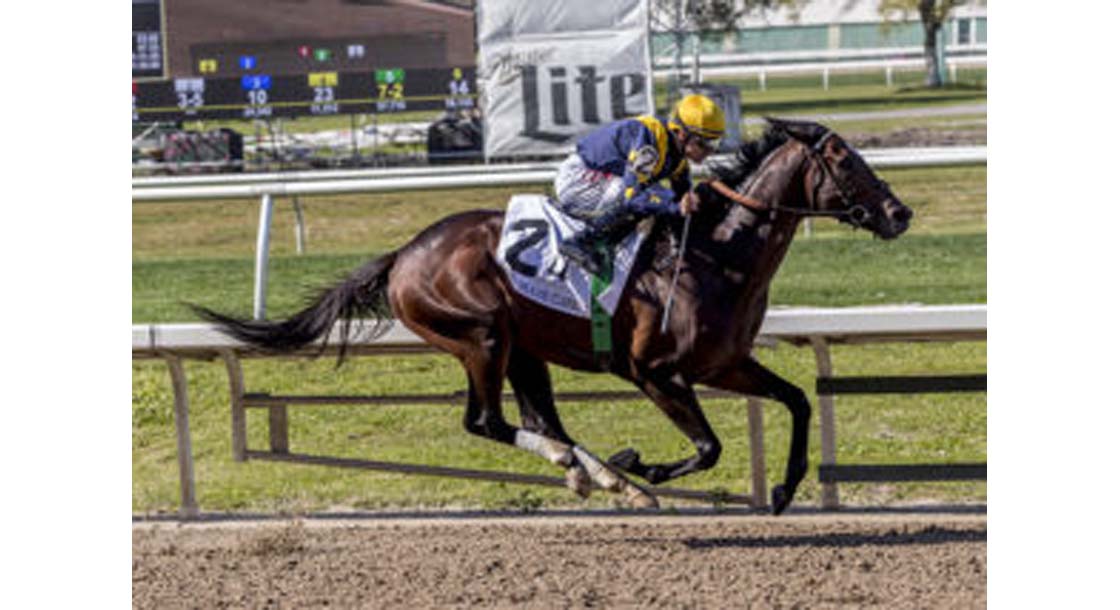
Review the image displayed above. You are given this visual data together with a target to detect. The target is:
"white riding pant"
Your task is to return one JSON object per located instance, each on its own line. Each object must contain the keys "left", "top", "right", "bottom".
{"left": 552, "top": 153, "right": 627, "bottom": 222}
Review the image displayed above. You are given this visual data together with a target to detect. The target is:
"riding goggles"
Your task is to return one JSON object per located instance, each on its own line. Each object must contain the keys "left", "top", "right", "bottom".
{"left": 675, "top": 125, "right": 719, "bottom": 151}
{"left": 697, "top": 135, "right": 721, "bottom": 151}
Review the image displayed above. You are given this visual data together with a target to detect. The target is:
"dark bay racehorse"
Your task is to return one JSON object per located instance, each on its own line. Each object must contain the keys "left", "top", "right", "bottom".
{"left": 194, "top": 119, "right": 911, "bottom": 515}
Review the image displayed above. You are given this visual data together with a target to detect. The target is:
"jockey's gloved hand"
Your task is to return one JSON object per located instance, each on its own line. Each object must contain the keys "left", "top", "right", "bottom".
{"left": 679, "top": 191, "right": 702, "bottom": 215}
{"left": 626, "top": 184, "right": 680, "bottom": 216}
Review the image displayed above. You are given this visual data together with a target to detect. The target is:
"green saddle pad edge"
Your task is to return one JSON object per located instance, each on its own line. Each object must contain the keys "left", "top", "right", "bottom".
{"left": 589, "top": 244, "right": 613, "bottom": 369}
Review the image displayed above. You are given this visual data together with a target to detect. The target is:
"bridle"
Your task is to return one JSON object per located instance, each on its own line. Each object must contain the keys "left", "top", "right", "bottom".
{"left": 759, "top": 130, "right": 875, "bottom": 228}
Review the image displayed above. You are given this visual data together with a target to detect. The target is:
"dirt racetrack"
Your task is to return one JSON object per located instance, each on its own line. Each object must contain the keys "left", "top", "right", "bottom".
{"left": 133, "top": 509, "right": 985, "bottom": 608}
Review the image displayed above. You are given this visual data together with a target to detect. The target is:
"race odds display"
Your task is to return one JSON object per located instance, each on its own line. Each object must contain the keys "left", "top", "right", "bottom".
{"left": 132, "top": 0, "right": 476, "bottom": 121}
{"left": 134, "top": 66, "right": 476, "bottom": 121}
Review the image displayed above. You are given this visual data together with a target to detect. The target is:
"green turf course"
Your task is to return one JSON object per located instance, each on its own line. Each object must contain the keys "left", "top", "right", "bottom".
{"left": 133, "top": 89, "right": 986, "bottom": 514}
{"left": 134, "top": 165, "right": 986, "bottom": 321}
{"left": 134, "top": 233, "right": 984, "bottom": 324}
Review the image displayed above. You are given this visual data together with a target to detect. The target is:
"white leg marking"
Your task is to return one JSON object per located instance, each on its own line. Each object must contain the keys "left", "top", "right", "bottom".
{"left": 515, "top": 430, "right": 594, "bottom": 498}
{"left": 571, "top": 445, "right": 623, "bottom": 491}
{"left": 572, "top": 445, "right": 659, "bottom": 509}
{"left": 515, "top": 430, "right": 573, "bottom": 465}
{"left": 565, "top": 465, "right": 593, "bottom": 498}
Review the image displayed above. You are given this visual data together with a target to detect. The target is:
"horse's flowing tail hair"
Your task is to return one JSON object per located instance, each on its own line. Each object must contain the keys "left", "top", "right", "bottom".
{"left": 189, "top": 251, "right": 398, "bottom": 364}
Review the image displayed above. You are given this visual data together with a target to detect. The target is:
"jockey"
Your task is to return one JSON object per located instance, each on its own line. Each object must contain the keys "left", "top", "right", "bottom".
{"left": 552, "top": 93, "right": 726, "bottom": 276}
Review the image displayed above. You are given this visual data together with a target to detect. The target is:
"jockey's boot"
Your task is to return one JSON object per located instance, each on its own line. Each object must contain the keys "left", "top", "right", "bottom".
{"left": 558, "top": 231, "right": 606, "bottom": 277}
{"left": 558, "top": 208, "right": 640, "bottom": 277}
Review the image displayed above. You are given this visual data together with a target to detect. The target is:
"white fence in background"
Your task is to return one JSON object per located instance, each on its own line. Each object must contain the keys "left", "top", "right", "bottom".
{"left": 653, "top": 46, "right": 987, "bottom": 88}
{"left": 132, "top": 146, "right": 986, "bottom": 320}
{"left": 132, "top": 304, "right": 987, "bottom": 517}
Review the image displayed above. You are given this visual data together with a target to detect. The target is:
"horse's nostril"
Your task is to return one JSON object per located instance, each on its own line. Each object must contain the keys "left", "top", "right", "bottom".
{"left": 888, "top": 205, "right": 911, "bottom": 223}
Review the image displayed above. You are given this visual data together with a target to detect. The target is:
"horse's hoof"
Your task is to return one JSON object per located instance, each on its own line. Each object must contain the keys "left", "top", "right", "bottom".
{"left": 770, "top": 484, "right": 793, "bottom": 515}
{"left": 566, "top": 465, "right": 593, "bottom": 499}
{"left": 625, "top": 485, "right": 659, "bottom": 510}
{"left": 645, "top": 465, "right": 669, "bottom": 485}
{"left": 608, "top": 448, "right": 640, "bottom": 472}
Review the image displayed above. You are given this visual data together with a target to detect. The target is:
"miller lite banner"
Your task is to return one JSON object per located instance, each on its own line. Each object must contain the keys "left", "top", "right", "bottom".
{"left": 477, "top": 0, "right": 654, "bottom": 159}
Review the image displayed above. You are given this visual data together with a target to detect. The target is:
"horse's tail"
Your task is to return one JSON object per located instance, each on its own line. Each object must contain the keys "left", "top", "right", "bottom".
{"left": 189, "top": 251, "right": 398, "bottom": 364}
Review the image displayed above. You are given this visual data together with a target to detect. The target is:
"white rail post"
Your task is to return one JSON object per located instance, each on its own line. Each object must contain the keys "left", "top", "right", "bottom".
{"left": 810, "top": 336, "right": 840, "bottom": 509}
{"left": 747, "top": 397, "right": 767, "bottom": 507}
{"left": 822, "top": 67, "right": 830, "bottom": 90}
{"left": 164, "top": 355, "right": 199, "bottom": 518}
{"left": 253, "top": 193, "right": 275, "bottom": 320}
{"left": 220, "top": 350, "right": 248, "bottom": 462}
{"left": 886, "top": 65, "right": 893, "bottom": 87}
{"left": 759, "top": 70, "right": 767, "bottom": 92}
{"left": 292, "top": 196, "right": 306, "bottom": 255}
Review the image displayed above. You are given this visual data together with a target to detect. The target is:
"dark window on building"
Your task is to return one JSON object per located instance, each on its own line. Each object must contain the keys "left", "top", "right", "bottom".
{"left": 958, "top": 19, "right": 972, "bottom": 45}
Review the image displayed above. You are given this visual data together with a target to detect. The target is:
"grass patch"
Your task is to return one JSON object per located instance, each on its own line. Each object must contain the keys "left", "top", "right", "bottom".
{"left": 806, "top": 113, "right": 986, "bottom": 141}
{"left": 133, "top": 185, "right": 547, "bottom": 261}
{"left": 770, "top": 233, "right": 985, "bottom": 306}
{"left": 133, "top": 165, "right": 986, "bottom": 322}
{"left": 133, "top": 340, "right": 985, "bottom": 513}
{"left": 134, "top": 232, "right": 985, "bottom": 323}
{"left": 132, "top": 166, "right": 984, "bottom": 261}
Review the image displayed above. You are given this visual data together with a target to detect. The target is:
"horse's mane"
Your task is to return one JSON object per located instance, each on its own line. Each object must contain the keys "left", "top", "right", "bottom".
{"left": 734, "top": 117, "right": 833, "bottom": 181}
{"left": 642, "top": 118, "right": 834, "bottom": 274}
{"left": 760, "top": 117, "right": 832, "bottom": 148}
{"left": 725, "top": 121, "right": 792, "bottom": 185}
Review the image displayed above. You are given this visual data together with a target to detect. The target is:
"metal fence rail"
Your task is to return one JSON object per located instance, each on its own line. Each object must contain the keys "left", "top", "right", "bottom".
{"left": 133, "top": 304, "right": 986, "bottom": 517}
{"left": 132, "top": 147, "right": 986, "bottom": 192}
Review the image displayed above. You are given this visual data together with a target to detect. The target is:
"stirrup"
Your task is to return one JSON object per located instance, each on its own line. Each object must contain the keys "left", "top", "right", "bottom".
{"left": 558, "top": 239, "right": 605, "bottom": 277}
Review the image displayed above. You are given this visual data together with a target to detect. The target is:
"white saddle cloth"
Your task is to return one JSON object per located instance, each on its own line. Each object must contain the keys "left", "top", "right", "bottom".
{"left": 495, "top": 194, "right": 649, "bottom": 319}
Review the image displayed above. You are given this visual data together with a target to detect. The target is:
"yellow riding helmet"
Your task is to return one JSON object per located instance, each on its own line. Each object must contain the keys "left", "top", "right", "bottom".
{"left": 670, "top": 94, "right": 726, "bottom": 140}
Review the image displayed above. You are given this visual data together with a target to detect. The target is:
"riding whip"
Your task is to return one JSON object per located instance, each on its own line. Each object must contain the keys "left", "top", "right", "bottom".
{"left": 660, "top": 211, "right": 692, "bottom": 334}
